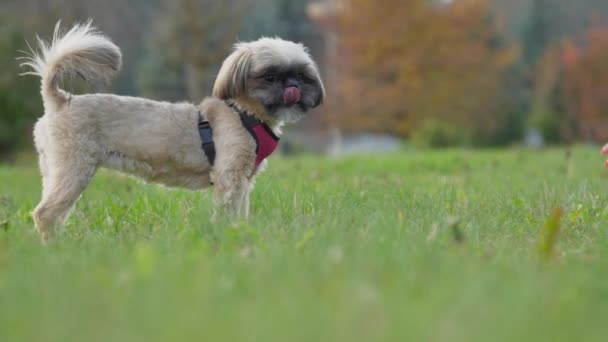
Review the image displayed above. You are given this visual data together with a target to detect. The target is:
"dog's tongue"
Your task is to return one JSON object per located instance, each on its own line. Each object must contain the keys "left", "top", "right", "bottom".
{"left": 283, "top": 87, "right": 301, "bottom": 105}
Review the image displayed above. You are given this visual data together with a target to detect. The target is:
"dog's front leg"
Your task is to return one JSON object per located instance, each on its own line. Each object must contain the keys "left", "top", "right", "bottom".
{"left": 238, "top": 160, "right": 266, "bottom": 219}
{"left": 213, "top": 169, "right": 251, "bottom": 219}
{"left": 203, "top": 101, "right": 257, "bottom": 221}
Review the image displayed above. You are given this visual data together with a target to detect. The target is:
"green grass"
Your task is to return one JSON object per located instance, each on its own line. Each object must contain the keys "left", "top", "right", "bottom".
{"left": 1, "top": 147, "right": 608, "bottom": 341}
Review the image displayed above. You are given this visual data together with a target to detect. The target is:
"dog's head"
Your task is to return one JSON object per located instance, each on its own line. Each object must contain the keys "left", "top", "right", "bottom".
{"left": 213, "top": 38, "right": 325, "bottom": 123}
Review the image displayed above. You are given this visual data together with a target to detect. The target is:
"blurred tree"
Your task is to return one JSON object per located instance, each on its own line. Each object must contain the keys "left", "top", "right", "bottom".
{"left": 136, "top": 0, "right": 245, "bottom": 101}
{"left": 319, "top": 0, "right": 518, "bottom": 145}
{"left": 531, "top": 23, "right": 608, "bottom": 143}
{"left": 492, "top": 0, "right": 608, "bottom": 49}
{"left": 560, "top": 25, "right": 608, "bottom": 142}
{"left": 0, "top": 19, "right": 40, "bottom": 160}
{"left": 528, "top": 47, "right": 573, "bottom": 143}
{"left": 492, "top": 0, "right": 608, "bottom": 144}
{"left": 242, "top": 0, "right": 321, "bottom": 46}
{"left": 520, "top": 0, "right": 552, "bottom": 66}
{"left": 4, "top": 0, "right": 155, "bottom": 95}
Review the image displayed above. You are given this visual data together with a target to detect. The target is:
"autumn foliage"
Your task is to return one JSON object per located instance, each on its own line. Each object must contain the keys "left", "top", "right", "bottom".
{"left": 561, "top": 25, "right": 608, "bottom": 141}
{"left": 322, "top": 0, "right": 518, "bottom": 145}
{"left": 532, "top": 23, "right": 608, "bottom": 143}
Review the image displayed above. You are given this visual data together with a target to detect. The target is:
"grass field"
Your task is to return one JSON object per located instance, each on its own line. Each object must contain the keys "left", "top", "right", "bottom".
{"left": 1, "top": 147, "right": 608, "bottom": 341}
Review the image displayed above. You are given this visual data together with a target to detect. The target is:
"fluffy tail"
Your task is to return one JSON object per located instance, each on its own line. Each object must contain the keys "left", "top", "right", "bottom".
{"left": 20, "top": 20, "right": 122, "bottom": 111}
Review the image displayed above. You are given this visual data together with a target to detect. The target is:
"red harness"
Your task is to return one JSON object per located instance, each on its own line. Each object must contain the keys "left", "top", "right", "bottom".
{"left": 249, "top": 120, "right": 280, "bottom": 167}
{"left": 198, "top": 103, "right": 280, "bottom": 169}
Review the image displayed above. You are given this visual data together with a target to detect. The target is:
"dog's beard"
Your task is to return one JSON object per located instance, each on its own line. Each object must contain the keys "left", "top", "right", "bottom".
{"left": 273, "top": 106, "right": 306, "bottom": 123}
{"left": 263, "top": 101, "right": 307, "bottom": 124}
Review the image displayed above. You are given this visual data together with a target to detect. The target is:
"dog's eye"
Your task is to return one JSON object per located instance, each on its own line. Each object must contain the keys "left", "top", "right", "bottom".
{"left": 264, "top": 75, "right": 277, "bottom": 82}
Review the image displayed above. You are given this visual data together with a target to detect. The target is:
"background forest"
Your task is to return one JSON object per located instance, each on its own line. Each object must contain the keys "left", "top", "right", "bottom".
{"left": 2, "top": 0, "right": 608, "bottom": 158}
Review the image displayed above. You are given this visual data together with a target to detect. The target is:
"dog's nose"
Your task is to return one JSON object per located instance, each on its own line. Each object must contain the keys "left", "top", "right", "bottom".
{"left": 284, "top": 77, "right": 299, "bottom": 88}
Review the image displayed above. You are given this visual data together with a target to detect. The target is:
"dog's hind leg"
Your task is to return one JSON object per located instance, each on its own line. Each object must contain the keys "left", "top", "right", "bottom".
{"left": 33, "top": 154, "right": 97, "bottom": 243}
{"left": 37, "top": 151, "right": 51, "bottom": 199}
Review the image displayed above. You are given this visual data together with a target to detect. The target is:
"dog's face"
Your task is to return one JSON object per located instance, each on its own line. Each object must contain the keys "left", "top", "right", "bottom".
{"left": 213, "top": 38, "right": 325, "bottom": 123}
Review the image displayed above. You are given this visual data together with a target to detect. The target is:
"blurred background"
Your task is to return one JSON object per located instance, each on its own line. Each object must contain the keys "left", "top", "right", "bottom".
{"left": 1, "top": 0, "right": 608, "bottom": 161}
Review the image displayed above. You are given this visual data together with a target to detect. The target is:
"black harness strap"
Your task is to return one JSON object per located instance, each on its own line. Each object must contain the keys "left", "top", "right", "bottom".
{"left": 238, "top": 112, "right": 260, "bottom": 153}
{"left": 198, "top": 112, "right": 216, "bottom": 165}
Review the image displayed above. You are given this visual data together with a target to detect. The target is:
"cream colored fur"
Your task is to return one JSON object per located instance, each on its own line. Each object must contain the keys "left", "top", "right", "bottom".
{"left": 21, "top": 21, "right": 324, "bottom": 242}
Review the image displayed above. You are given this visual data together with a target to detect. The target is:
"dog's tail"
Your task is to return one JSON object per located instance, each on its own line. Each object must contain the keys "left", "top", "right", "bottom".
{"left": 20, "top": 20, "right": 122, "bottom": 111}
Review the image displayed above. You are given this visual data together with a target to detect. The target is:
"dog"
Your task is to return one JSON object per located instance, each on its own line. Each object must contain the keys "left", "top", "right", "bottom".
{"left": 21, "top": 21, "right": 325, "bottom": 241}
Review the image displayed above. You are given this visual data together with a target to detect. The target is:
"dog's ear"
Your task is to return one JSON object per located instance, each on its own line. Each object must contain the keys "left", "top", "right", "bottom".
{"left": 302, "top": 60, "right": 326, "bottom": 108}
{"left": 213, "top": 44, "right": 252, "bottom": 99}
{"left": 312, "top": 62, "right": 326, "bottom": 107}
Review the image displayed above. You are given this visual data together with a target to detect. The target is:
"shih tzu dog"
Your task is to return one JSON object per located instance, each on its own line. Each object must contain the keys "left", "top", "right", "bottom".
{"left": 21, "top": 21, "right": 325, "bottom": 241}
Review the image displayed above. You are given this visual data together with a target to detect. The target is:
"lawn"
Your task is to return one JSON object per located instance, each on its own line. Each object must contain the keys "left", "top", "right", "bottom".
{"left": 1, "top": 147, "right": 608, "bottom": 341}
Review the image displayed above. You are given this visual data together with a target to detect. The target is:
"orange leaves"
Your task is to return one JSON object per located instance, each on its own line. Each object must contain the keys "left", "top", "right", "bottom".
{"left": 322, "top": 0, "right": 518, "bottom": 140}
{"left": 558, "top": 24, "right": 608, "bottom": 141}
